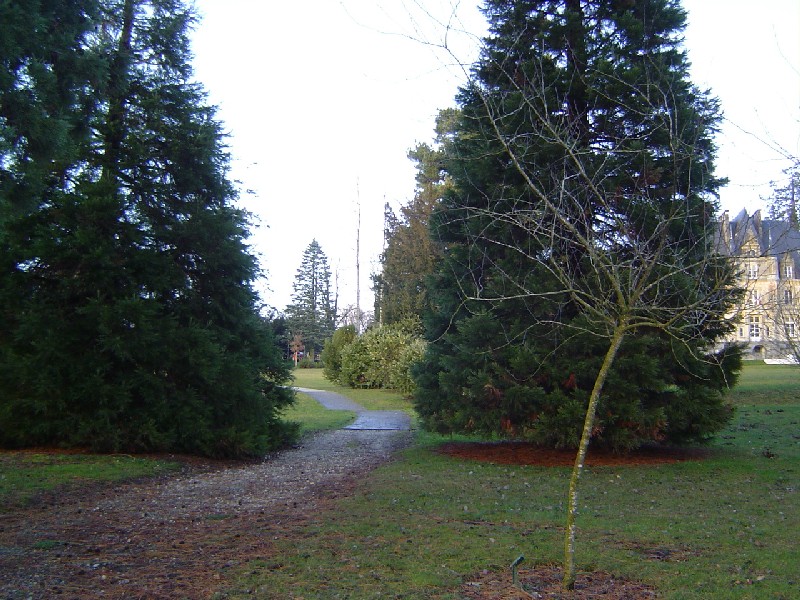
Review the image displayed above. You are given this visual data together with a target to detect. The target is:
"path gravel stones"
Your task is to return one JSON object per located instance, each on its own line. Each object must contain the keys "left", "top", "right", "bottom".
{"left": 294, "top": 387, "right": 412, "bottom": 431}
{"left": 0, "top": 388, "right": 413, "bottom": 599}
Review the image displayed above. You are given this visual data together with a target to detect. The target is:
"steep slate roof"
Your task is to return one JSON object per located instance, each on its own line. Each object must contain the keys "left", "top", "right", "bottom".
{"left": 717, "top": 209, "right": 800, "bottom": 276}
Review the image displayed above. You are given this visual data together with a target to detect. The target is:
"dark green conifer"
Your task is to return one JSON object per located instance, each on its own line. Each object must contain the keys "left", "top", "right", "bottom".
{"left": 0, "top": 0, "right": 294, "bottom": 457}
{"left": 285, "top": 240, "right": 336, "bottom": 360}
{"left": 415, "top": 0, "right": 742, "bottom": 452}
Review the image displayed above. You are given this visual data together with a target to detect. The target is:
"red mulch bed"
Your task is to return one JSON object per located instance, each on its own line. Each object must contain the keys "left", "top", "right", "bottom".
{"left": 437, "top": 440, "right": 709, "bottom": 467}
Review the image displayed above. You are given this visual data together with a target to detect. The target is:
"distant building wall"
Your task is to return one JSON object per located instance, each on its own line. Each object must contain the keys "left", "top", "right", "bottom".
{"left": 716, "top": 209, "right": 800, "bottom": 360}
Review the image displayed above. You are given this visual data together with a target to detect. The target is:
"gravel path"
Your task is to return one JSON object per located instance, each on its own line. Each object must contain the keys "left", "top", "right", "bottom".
{"left": 0, "top": 389, "right": 413, "bottom": 599}
{"left": 294, "top": 387, "right": 412, "bottom": 431}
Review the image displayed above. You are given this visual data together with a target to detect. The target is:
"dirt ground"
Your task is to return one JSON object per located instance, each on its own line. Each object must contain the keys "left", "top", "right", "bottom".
{"left": 0, "top": 429, "right": 411, "bottom": 599}
{"left": 460, "top": 564, "right": 658, "bottom": 599}
{"left": 0, "top": 438, "right": 693, "bottom": 599}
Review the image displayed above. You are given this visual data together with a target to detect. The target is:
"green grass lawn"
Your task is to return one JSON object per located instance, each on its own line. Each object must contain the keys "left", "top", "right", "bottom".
{"left": 225, "top": 361, "right": 800, "bottom": 599}
{"left": 291, "top": 367, "right": 415, "bottom": 413}
{"left": 281, "top": 390, "right": 356, "bottom": 434}
{"left": 0, "top": 452, "right": 179, "bottom": 511}
{"left": 728, "top": 360, "right": 799, "bottom": 406}
{"left": 3, "top": 363, "right": 796, "bottom": 598}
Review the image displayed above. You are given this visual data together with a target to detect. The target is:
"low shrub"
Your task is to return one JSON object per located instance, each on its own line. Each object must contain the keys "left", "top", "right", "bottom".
{"left": 336, "top": 321, "right": 426, "bottom": 394}
{"left": 321, "top": 325, "right": 357, "bottom": 382}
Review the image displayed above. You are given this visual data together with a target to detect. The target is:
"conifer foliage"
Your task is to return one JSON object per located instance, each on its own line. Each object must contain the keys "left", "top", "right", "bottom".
{"left": 766, "top": 166, "right": 799, "bottom": 229}
{"left": 285, "top": 240, "right": 336, "bottom": 360}
{"left": 415, "top": 0, "right": 742, "bottom": 452}
{"left": 374, "top": 110, "right": 458, "bottom": 324}
{"left": 0, "top": 0, "right": 294, "bottom": 457}
{"left": 414, "top": 1, "right": 744, "bottom": 587}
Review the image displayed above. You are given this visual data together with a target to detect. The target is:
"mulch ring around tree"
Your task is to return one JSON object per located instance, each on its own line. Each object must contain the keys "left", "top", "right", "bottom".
{"left": 460, "top": 564, "right": 657, "bottom": 599}
{"left": 436, "top": 441, "right": 710, "bottom": 467}
{"left": 441, "top": 441, "right": 707, "bottom": 598}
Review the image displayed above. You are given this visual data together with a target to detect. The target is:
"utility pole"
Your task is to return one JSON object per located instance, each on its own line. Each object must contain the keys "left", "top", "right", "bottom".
{"left": 355, "top": 180, "right": 362, "bottom": 334}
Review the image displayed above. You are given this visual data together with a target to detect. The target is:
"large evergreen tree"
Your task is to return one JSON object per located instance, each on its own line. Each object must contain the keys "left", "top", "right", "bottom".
{"left": 285, "top": 239, "right": 336, "bottom": 360}
{"left": 374, "top": 111, "right": 457, "bottom": 325}
{"left": 417, "top": 0, "right": 740, "bottom": 450}
{"left": 413, "top": 1, "right": 743, "bottom": 586}
{"left": 0, "top": 0, "right": 294, "bottom": 457}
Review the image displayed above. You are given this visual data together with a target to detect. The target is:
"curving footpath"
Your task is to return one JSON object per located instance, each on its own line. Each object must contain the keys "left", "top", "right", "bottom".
{"left": 0, "top": 389, "right": 413, "bottom": 598}
{"left": 294, "top": 387, "right": 412, "bottom": 431}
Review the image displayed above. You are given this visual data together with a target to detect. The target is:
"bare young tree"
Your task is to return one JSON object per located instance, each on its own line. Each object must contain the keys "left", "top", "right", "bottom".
{"left": 338, "top": 304, "right": 374, "bottom": 334}
{"left": 441, "top": 91, "right": 741, "bottom": 587}
{"left": 773, "top": 288, "right": 800, "bottom": 364}
{"left": 414, "top": 0, "right": 743, "bottom": 590}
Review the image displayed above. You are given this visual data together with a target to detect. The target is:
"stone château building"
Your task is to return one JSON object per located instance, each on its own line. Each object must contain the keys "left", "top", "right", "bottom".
{"left": 716, "top": 209, "right": 800, "bottom": 360}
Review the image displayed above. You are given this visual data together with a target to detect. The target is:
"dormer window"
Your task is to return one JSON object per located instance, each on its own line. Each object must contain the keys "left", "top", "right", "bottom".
{"left": 785, "top": 264, "right": 794, "bottom": 279}
{"left": 786, "top": 289, "right": 794, "bottom": 305}
{"left": 747, "top": 263, "right": 758, "bottom": 279}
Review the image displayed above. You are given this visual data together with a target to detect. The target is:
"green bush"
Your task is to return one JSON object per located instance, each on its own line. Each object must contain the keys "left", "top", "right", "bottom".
{"left": 321, "top": 325, "right": 357, "bottom": 382}
{"left": 338, "top": 322, "right": 425, "bottom": 394}
{"left": 415, "top": 311, "right": 740, "bottom": 452}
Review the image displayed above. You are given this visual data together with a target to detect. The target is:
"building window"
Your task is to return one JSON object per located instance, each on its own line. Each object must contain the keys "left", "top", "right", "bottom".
{"left": 748, "top": 290, "right": 762, "bottom": 306}
{"left": 786, "top": 323, "right": 796, "bottom": 338}
{"left": 747, "top": 263, "right": 758, "bottom": 279}
{"left": 749, "top": 315, "right": 761, "bottom": 339}
{"left": 785, "top": 288, "right": 794, "bottom": 305}
{"left": 786, "top": 264, "right": 794, "bottom": 279}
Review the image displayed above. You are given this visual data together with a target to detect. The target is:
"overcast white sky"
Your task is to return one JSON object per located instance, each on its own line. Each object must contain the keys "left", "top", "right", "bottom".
{"left": 190, "top": 0, "right": 800, "bottom": 314}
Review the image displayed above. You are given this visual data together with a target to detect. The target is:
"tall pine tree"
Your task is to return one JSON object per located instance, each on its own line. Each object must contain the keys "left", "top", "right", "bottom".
{"left": 414, "top": 0, "right": 743, "bottom": 587}
{"left": 0, "top": 0, "right": 294, "bottom": 457}
{"left": 375, "top": 144, "right": 443, "bottom": 326}
{"left": 416, "top": 0, "right": 740, "bottom": 452}
{"left": 374, "top": 110, "right": 458, "bottom": 326}
{"left": 285, "top": 239, "right": 336, "bottom": 360}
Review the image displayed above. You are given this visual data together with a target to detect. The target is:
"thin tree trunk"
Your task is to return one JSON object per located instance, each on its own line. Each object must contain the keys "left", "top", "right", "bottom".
{"left": 563, "top": 326, "right": 626, "bottom": 590}
{"left": 103, "top": 0, "right": 136, "bottom": 180}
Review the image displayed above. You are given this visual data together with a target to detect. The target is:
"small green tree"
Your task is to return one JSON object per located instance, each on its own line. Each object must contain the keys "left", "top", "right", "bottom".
{"left": 286, "top": 239, "right": 336, "bottom": 360}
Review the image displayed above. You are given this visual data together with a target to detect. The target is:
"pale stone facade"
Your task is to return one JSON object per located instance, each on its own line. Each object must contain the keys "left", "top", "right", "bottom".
{"left": 716, "top": 209, "right": 800, "bottom": 360}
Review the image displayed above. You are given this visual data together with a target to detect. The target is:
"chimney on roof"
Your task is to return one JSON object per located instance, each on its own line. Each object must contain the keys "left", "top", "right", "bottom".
{"left": 719, "top": 210, "right": 731, "bottom": 252}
